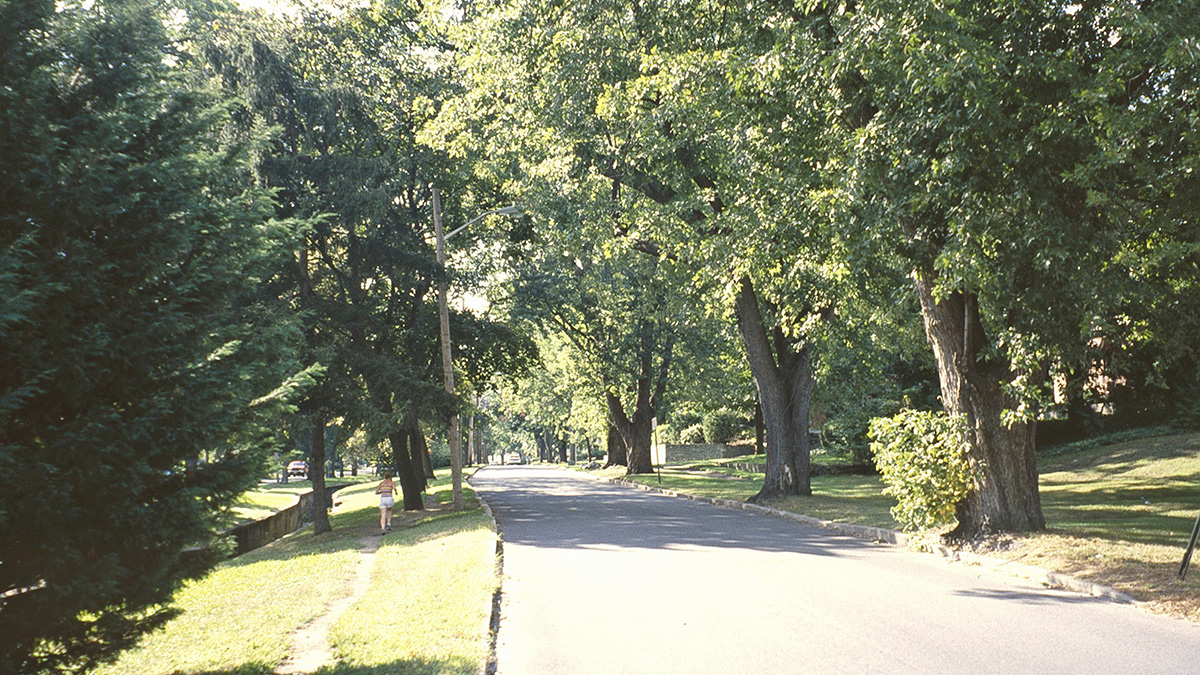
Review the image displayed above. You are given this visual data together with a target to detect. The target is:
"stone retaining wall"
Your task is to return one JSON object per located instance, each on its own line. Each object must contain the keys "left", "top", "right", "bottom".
{"left": 652, "top": 444, "right": 747, "bottom": 465}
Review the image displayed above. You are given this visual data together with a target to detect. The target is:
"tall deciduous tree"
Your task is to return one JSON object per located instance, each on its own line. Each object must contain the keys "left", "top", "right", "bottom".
{"left": 0, "top": 0, "right": 306, "bottom": 670}
{"left": 821, "top": 0, "right": 1199, "bottom": 536}
{"left": 437, "top": 0, "right": 828, "bottom": 487}
{"left": 193, "top": 3, "right": 445, "bottom": 512}
{"left": 194, "top": 1, "right": 537, "bottom": 509}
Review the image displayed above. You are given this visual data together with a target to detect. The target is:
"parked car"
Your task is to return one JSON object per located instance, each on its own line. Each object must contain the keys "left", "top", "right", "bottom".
{"left": 504, "top": 452, "right": 523, "bottom": 465}
{"left": 286, "top": 460, "right": 308, "bottom": 477}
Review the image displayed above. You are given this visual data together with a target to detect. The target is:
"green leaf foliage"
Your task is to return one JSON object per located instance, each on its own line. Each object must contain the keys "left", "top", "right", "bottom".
{"left": 701, "top": 408, "right": 743, "bottom": 445}
{"left": 679, "top": 424, "right": 705, "bottom": 445}
{"left": 0, "top": 1, "right": 304, "bottom": 671}
{"left": 869, "top": 410, "right": 972, "bottom": 532}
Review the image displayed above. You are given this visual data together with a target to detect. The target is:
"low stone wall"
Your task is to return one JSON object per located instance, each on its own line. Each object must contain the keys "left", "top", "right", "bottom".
{"left": 727, "top": 462, "right": 767, "bottom": 473}
{"left": 725, "top": 462, "right": 870, "bottom": 476}
{"left": 227, "top": 484, "right": 347, "bottom": 556}
{"left": 652, "top": 444, "right": 746, "bottom": 465}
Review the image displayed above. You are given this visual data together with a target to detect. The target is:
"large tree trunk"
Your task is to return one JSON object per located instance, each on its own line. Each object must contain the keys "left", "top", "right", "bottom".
{"left": 360, "top": 377, "right": 423, "bottom": 510}
{"left": 310, "top": 422, "right": 331, "bottom": 534}
{"left": 605, "top": 333, "right": 673, "bottom": 475}
{"left": 914, "top": 275, "right": 1044, "bottom": 537}
{"left": 387, "top": 428, "right": 425, "bottom": 511}
{"left": 606, "top": 387, "right": 654, "bottom": 474}
{"left": 734, "top": 276, "right": 814, "bottom": 500}
{"left": 604, "top": 424, "right": 628, "bottom": 467}
{"left": 412, "top": 425, "right": 434, "bottom": 482}
{"left": 754, "top": 400, "right": 765, "bottom": 456}
{"left": 466, "top": 415, "right": 476, "bottom": 466}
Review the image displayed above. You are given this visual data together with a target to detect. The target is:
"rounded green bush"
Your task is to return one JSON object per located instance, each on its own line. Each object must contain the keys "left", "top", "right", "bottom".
{"left": 655, "top": 423, "right": 679, "bottom": 444}
{"left": 679, "top": 423, "right": 705, "bottom": 444}
{"left": 869, "top": 409, "right": 972, "bottom": 531}
{"left": 702, "top": 408, "right": 743, "bottom": 444}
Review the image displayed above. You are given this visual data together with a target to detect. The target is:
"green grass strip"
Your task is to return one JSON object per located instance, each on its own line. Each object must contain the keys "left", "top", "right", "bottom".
{"left": 97, "top": 473, "right": 497, "bottom": 675}
{"left": 322, "top": 511, "right": 497, "bottom": 675}
{"left": 95, "top": 528, "right": 363, "bottom": 675}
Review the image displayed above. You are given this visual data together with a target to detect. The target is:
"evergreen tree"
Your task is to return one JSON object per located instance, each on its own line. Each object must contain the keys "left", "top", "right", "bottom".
{"left": 0, "top": 1, "right": 305, "bottom": 671}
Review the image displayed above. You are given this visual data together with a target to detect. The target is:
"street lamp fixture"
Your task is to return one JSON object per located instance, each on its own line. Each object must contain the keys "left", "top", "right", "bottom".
{"left": 445, "top": 205, "right": 521, "bottom": 241}
{"left": 431, "top": 189, "right": 521, "bottom": 511}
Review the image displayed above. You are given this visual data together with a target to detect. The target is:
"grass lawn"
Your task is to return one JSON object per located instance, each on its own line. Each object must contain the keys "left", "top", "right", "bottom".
{"left": 322, "top": 510, "right": 496, "bottom": 675}
{"left": 227, "top": 474, "right": 377, "bottom": 525}
{"left": 94, "top": 525, "right": 363, "bottom": 674}
{"left": 993, "top": 431, "right": 1200, "bottom": 621}
{"left": 585, "top": 430, "right": 1200, "bottom": 622}
{"left": 228, "top": 483, "right": 312, "bottom": 524}
{"left": 96, "top": 471, "right": 497, "bottom": 675}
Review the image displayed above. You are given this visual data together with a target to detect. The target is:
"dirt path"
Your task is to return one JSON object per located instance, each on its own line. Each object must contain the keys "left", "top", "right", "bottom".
{"left": 274, "top": 500, "right": 443, "bottom": 674}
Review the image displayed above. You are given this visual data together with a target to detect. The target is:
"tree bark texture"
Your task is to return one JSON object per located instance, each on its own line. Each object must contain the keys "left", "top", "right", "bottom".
{"left": 913, "top": 275, "right": 1045, "bottom": 537}
{"left": 606, "top": 387, "right": 654, "bottom": 474}
{"left": 310, "top": 422, "right": 331, "bottom": 534}
{"left": 754, "top": 400, "right": 765, "bottom": 456}
{"left": 413, "top": 426, "right": 434, "bottom": 482}
{"left": 604, "top": 332, "right": 674, "bottom": 475}
{"left": 734, "top": 276, "right": 814, "bottom": 499}
{"left": 387, "top": 428, "right": 425, "bottom": 511}
{"left": 534, "top": 431, "right": 549, "bottom": 462}
{"left": 604, "top": 424, "right": 628, "bottom": 467}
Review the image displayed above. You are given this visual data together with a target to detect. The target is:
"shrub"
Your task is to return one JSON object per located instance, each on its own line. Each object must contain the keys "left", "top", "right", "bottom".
{"left": 679, "top": 423, "right": 705, "bottom": 444}
{"left": 869, "top": 409, "right": 972, "bottom": 532}
{"left": 702, "top": 408, "right": 743, "bottom": 444}
{"left": 1173, "top": 383, "right": 1200, "bottom": 431}
{"left": 655, "top": 423, "right": 679, "bottom": 444}
{"left": 822, "top": 397, "right": 899, "bottom": 466}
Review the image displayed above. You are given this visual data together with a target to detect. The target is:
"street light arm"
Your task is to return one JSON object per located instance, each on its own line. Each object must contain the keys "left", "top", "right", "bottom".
{"left": 444, "top": 205, "right": 521, "bottom": 241}
{"left": 430, "top": 192, "right": 524, "bottom": 511}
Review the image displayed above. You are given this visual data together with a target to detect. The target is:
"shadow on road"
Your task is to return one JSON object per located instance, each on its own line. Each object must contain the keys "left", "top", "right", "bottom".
{"left": 951, "top": 588, "right": 1106, "bottom": 605}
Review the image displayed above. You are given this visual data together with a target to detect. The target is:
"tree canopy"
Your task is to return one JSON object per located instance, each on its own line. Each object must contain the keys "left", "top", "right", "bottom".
{"left": 3, "top": 0, "right": 1198, "bottom": 668}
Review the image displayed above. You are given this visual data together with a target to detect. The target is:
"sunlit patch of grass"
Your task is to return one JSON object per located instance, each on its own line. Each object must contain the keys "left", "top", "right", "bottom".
{"left": 228, "top": 483, "right": 311, "bottom": 524}
{"left": 967, "top": 431, "right": 1200, "bottom": 619}
{"left": 622, "top": 471, "right": 760, "bottom": 501}
{"left": 95, "top": 526, "right": 363, "bottom": 675}
{"left": 1036, "top": 433, "right": 1200, "bottom": 547}
{"left": 323, "top": 511, "right": 498, "bottom": 675}
{"left": 766, "top": 475, "right": 898, "bottom": 529}
{"left": 575, "top": 464, "right": 629, "bottom": 481}
{"left": 620, "top": 468, "right": 900, "bottom": 529}
{"left": 97, "top": 471, "right": 493, "bottom": 675}
{"left": 228, "top": 475, "right": 375, "bottom": 525}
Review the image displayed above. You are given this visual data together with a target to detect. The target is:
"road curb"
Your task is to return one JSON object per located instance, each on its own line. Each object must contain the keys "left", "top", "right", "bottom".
{"left": 467, "top": 473, "right": 502, "bottom": 675}
{"left": 593, "top": 471, "right": 1138, "bottom": 606}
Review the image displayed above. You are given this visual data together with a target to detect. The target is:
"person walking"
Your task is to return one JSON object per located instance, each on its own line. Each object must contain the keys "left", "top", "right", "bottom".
{"left": 375, "top": 470, "right": 397, "bottom": 535}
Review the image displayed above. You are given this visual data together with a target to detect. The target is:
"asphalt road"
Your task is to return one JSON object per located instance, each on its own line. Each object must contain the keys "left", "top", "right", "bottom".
{"left": 470, "top": 465, "right": 1200, "bottom": 675}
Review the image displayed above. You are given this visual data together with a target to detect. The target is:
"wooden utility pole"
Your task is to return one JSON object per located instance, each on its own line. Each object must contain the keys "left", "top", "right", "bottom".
{"left": 432, "top": 188, "right": 464, "bottom": 511}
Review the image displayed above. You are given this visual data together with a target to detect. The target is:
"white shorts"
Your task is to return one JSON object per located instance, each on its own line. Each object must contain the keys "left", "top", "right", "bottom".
{"left": 380, "top": 495, "right": 394, "bottom": 509}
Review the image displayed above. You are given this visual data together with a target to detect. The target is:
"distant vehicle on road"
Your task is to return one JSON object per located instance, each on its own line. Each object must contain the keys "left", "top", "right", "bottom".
{"left": 287, "top": 460, "right": 308, "bottom": 477}
{"left": 505, "top": 452, "right": 523, "bottom": 465}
